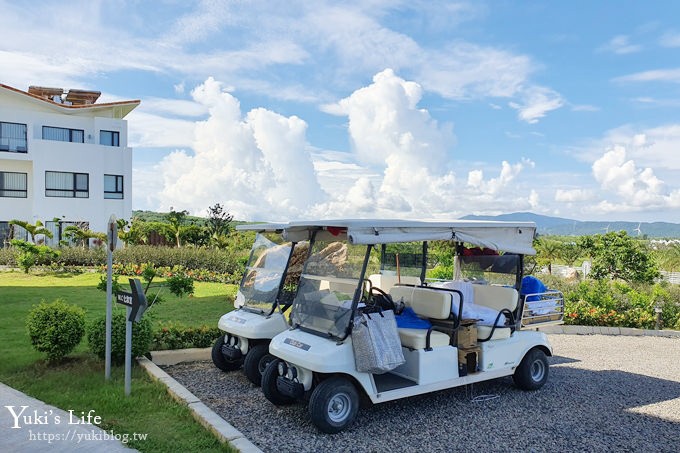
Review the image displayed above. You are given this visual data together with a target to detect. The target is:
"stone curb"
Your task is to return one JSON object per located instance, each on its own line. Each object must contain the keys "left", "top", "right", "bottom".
{"left": 148, "top": 347, "right": 211, "bottom": 366}
{"left": 137, "top": 357, "right": 263, "bottom": 453}
{"left": 537, "top": 325, "right": 680, "bottom": 338}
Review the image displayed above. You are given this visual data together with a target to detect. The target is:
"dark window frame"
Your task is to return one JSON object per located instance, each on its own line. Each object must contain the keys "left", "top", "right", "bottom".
{"left": 99, "top": 130, "right": 120, "bottom": 147}
{"left": 42, "top": 126, "right": 85, "bottom": 143}
{"left": 0, "top": 171, "right": 28, "bottom": 198}
{"left": 104, "top": 174, "right": 124, "bottom": 199}
{"left": 45, "top": 171, "right": 89, "bottom": 198}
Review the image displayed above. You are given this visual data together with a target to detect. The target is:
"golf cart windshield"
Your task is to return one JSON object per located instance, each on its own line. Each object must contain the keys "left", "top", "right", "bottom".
{"left": 290, "top": 239, "right": 378, "bottom": 339}
{"left": 237, "top": 233, "right": 293, "bottom": 314}
{"left": 457, "top": 247, "right": 521, "bottom": 287}
{"left": 380, "top": 242, "right": 426, "bottom": 282}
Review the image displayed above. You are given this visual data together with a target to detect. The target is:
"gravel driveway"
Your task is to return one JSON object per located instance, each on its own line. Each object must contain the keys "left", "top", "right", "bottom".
{"left": 164, "top": 334, "right": 680, "bottom": 452}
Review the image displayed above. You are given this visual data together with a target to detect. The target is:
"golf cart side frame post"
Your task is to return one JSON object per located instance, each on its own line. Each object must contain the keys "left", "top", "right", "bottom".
{"left": 269, "top": 239, "right": 299, "bottom": 316}
{"left": 342, "top": 243, "right": 374, "bottom": 342}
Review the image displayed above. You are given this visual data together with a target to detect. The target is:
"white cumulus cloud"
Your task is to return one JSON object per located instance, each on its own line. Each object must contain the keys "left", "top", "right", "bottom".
{"left": 156, "top": 77, "right": 324, "bottom": 220}
{"left": 590, "top": 145, "right": 680, "bottom": 210}
{"left": 554, "top": 188, "right": 594, "bottom": 203}
{"left": 154, "top": 73, "right": 543, "bottom": 221}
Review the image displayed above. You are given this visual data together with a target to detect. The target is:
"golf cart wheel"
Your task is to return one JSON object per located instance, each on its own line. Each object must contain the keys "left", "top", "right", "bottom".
{"left": 211, "top": 335, "right": 242, "bottom": 372}
{"left": 261, "top": 359, "right": 295, "bottom": 406}
{"left": 309, "top": 376, "right": 359, "bottom": 434}
{"left": 243, "top": 344, "right": 274, "bottom": 387}
{"left": 513, "top": 348, "right": 549, "bottom": 391}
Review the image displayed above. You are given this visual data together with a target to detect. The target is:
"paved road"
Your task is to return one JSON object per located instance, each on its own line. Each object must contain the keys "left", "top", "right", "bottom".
{"left": 0, "top": 383, "right": 137, "bottom": 452}
{"left": 166, "top": 334, "right": 680, "bottom": 453}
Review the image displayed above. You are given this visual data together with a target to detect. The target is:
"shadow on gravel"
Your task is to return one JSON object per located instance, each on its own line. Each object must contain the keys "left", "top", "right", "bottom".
{"left": 166, "top": 360, "right": 680, "bottom": 453}
{"left": 549, "top": 355, "right": 580, "bottom": 365}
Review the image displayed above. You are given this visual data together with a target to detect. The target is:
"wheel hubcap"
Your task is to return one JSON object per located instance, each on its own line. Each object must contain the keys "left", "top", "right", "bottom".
{"left": 327, "top": 392, "right": 351, "bottom": 422}
{"left": 530, "top": 359, "right": 546, "bottom": 382}
{"left": 259, "top": 354, "right": 273, "bottom": 374}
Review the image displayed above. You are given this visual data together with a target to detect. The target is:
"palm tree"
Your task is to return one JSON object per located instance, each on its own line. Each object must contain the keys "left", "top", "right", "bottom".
{"left": 535, "top": 238, "right": 562, "bottom": 275}
{"left": 8, "top": 219, "right": 53, "bottom": 243}
{"left": 166, "top": 208, "right": 189, "bottom": 248}
{"left": 63, "top": 225, "right": 106, "bottom": 248}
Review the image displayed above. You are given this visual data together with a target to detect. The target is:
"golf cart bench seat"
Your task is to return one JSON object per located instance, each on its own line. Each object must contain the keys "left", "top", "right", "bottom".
{"left": 471, "top": 285, "right": 518, "bottom": 341}
{"left": 368, "top": 273, "right": 422, "bottom": 293}
{"left": 389, "top": 286, "right": 452, "bottom": 350}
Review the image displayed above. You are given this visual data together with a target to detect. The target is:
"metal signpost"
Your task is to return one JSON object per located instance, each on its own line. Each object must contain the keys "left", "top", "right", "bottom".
{"left": 105, "top": 215, "right": 117, "bottom": 380}
{"left": 115, "top": 278, "right": 148, "bottom": 395}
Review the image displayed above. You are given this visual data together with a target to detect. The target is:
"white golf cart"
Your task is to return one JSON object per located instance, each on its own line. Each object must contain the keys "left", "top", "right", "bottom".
{"left": 212, "top": 223, "right": 307, "bottom": 386}
{"left": 261, "top": 220, "right": 564, "bottom": 433}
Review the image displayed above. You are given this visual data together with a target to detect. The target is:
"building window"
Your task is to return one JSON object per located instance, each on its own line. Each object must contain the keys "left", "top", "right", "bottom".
{"left": 0, "top": 222, "right": 9, "bottom": 247}
{"left": 0, "top": 121, "right": 28, "bottom": 152}
{"left": 45, "top": 171, "right": 89, "bottom": 198}
{"left": 0, "top": 221, "right": 28, "bottom": 247}
{"left": 44, "top": 220, "right": 88, "bottom": 247}
{"left": 104, "top": 174, "right": 124, "bottom": 199}
{"left": 0, "top": 172, "right": 27, "bottom": 198}
{"left": 100, "top": 130, "right": 120, "bottom": 147}
{"left": 42, "top": 126, "right": 84, "bottom": 143}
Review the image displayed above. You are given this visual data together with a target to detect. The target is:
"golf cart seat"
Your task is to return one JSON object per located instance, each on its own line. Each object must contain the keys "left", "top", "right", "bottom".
{"left": 389, "top": 286, "right": 453, "bottom": 350}
{"left": 471, "top": 285, "right": 518, "bottom": 341}
{"left": 368, "top": 273, "right": 422, "bottom": 293}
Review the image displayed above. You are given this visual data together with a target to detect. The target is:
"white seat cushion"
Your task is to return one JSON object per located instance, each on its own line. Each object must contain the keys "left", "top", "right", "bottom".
{"left": 389, "top": 286, "right": 452, "bottom": 319}
{"left": 398, "top": 328, "right": 450, "bottom": 349}
{"left": 472, "top": 285, "right": 518, "bottom": 312}
{"left": 476, "top": 325, "right": 511, "bottom": 341}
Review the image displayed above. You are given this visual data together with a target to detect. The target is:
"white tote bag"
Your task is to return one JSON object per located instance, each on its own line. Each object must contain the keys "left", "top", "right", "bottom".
{"left": 352, "top": 309, "right": 405, "bottom": 374}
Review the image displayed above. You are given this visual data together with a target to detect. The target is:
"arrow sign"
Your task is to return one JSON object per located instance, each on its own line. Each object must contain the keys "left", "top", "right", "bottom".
{"left": 115, "top": 291, "right": 133, "bottom": 307}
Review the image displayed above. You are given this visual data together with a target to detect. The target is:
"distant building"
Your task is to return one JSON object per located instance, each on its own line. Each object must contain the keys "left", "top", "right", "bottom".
{"left": 0, "top": 83, "right": 140, "bottom": 246}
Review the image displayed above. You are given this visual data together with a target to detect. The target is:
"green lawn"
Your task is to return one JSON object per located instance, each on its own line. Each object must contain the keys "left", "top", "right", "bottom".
{"left": 0, "top": 270, "right": 238, "bottom": 452}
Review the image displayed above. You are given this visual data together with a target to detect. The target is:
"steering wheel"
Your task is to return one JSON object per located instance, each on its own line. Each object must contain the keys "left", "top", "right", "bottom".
{"left": 370, "top": 286, "right": 396, "bottom": 312}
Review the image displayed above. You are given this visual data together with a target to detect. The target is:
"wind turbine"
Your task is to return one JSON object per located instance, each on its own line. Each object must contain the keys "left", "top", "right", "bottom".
{"left": 634, "top": 223, "right": 642, "bottom": 237}
{"left": 603, "top": 224, "right": 610, "bottom": 233}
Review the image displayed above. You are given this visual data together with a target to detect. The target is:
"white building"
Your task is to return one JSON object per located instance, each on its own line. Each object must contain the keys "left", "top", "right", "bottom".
{"left": 0, "top": 83, "right": 139, "bottom": 246}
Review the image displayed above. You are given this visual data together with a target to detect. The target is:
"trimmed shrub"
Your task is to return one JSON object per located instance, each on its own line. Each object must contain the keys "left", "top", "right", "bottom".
{"left": 166, "top": 273, "right": 194, "bottom": 297}
{"left": 0, "top": 247, "right": 15, "bottom": 265}
{"left": 87, "top": 312, "right": 153, "bottom": 364}
{"left": 153, "top": 322, "right": 221, "bottom": 350}
{"left": 26, "top": 299, "right": 86, "bottom": 362}
{"left": 113, "top": 245, "right": 247, "bottom": 274}
{"left": 57, "top": 246, "right": 106, "bottom": 266}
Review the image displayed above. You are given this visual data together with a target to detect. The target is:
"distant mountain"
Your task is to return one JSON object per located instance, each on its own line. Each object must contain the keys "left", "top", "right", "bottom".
{"left": 461, "top": 212, "right": 680, "bottom": 238}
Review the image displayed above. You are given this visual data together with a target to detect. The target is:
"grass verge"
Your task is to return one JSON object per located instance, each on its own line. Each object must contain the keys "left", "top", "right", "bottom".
{"left": 0, "top": 270, "right": 238, "bottom": 452}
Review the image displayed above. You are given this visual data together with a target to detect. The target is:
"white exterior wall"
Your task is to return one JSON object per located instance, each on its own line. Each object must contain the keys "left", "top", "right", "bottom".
{"left": 0, "top": 87, "right": 136, "bottom": 237}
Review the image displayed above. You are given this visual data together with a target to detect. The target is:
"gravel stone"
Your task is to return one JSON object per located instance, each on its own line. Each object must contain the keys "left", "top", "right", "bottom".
{"left": 163, "top": 334, "right": 680, "bottom": 453}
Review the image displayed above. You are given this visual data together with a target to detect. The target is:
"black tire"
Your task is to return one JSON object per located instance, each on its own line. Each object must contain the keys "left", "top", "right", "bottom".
{"left": 243, "top": 344, "right": 274, "bottom": 386}
{"left": 308, "top": 376, "right": 359, "bottom": 434}
{"left": 211, "top": 335, "right": 242, "bottom": 372}
{"left": 261, "top": 359, "right": 295, "bottom": 406}
{"left": 513, "top": 348, "right": 549, "bottom": 390}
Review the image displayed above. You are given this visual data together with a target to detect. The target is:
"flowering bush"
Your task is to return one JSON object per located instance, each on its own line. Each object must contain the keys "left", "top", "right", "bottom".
{"left": 561, "top": 279, "right": 679, "bottom": 329}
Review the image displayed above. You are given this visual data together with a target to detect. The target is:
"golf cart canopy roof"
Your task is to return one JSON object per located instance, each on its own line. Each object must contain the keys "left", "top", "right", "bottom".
{"left": 283, "top": 219, "right": 537, "bottom": 255}
{"left": 235, "top": 223, "right": 288, "bottom": 233}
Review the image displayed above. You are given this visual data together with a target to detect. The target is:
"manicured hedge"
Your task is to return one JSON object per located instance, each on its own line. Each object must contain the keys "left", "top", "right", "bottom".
{"left": 0, "top": 244, "right": 249, "bottom": 276}
{"left": 152, "top": 322, "right": 222, "bottom": 350}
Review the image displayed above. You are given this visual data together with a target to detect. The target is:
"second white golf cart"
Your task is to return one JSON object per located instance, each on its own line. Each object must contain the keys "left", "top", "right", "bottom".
{"left": 261, "top": 220, "right": 564, "bottom": 432}
{"left": 212, "top": 223, "right": 307, "bottom": 386}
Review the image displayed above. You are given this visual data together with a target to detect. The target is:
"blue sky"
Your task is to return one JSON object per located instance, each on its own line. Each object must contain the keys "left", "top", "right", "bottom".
{"left": 2, "top": 0, "right": 680, "bottom": 222}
